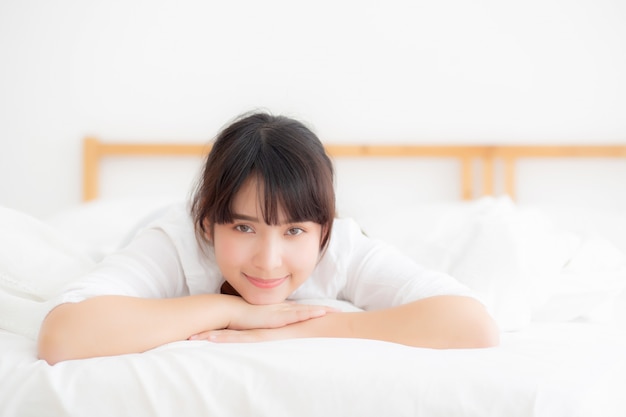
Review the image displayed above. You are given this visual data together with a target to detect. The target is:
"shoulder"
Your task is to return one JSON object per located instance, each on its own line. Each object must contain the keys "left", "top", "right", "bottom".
{"left": 135, "top": 202, "right": 222, "bottom": 294}
{"left": 146, "top": 202, "right": 194, "bottom": 232}
{"left": 134, "top": 202, "right": 199, "bottom": 250}
{"left": 327, "top": 217, "right": 368, "bottom": 246}
{"left": 326, "top": 216, "right": 389, "bottom": 260}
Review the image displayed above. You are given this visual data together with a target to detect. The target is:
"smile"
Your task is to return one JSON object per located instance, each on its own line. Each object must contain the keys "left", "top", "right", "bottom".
{"left": 244, "top": 274, "right": 288, "bottom": 289}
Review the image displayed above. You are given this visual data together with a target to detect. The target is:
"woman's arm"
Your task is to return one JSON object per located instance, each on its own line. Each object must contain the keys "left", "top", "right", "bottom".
{"left": 37, "top": 295, "right": 334, "bottom": 364}
{"left": 194, "top": 296, "right": 500, "bottom": 348}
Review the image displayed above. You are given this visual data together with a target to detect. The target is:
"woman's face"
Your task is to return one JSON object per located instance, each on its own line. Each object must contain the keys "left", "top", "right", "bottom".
{"left": 209, "top": 177, "right": 323, "bottom": 305}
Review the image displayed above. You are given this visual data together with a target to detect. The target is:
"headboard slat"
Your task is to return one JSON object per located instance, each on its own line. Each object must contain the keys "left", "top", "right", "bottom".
{"left": 82, "top": 137, "right": 626, "bottom": 202}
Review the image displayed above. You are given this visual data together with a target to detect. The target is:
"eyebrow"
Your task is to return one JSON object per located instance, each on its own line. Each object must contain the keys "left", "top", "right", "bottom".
{"left": 231, "top": 212, "right": 307, "bottom": 226}
{"left": 232, "top": 213, "right": 260, "bottom": 222}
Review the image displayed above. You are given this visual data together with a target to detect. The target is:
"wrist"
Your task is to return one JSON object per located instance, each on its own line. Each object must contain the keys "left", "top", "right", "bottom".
{"left": 188, "top": 293, "right": 247, "bottom": 331}
{"left": 222, "top": 295, "right": 251, "bottom": 330}
{"left": 284, "top": 311, "right": 351, "bottom": 339}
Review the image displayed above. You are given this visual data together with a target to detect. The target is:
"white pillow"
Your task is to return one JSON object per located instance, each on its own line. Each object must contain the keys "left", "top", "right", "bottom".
{"left": 46, "top": 198, "right": 180, "bottom": 261}
{"left": 340, "top": 201, "right": 474, "bottom": 271}
{"left": 0, "top": 206, "right": 95, "bottom": 339}
{"left": 533, "top": 237, "right": 626, "bottom": 322}
{"left": 530, "top": 203, "right": 626, "bottom": 257}
{"left": 404, "top": 197, "right": 579, "bottom": 331}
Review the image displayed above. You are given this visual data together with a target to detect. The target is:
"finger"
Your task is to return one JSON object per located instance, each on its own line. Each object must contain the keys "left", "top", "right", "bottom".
{"left": 290, "top": 303, "right": 340, "bottom": 314}
{"left": 270, "top": 306, "right": 331, "bottom": 328}
{"left": 188, "top": 331, "right": 213, "bottom": 341}
{"left": 284, "top": 304, "right": 338, "bottom": 324}
{"left": 229, "top": 302, "right": 340, "bottom": 330}
{"left": 207, "top": 329, "right": 262, "bottom": 343}
{"left": 265, "top": 303, "right": 340, "bottom": 328}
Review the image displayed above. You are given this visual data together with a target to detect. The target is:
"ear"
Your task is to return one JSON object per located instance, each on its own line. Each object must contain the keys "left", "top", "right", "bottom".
{"left": 320, "top": 223, "right": 330, "bottom": 248}
{"left": 202, "top": 218, "right": 213, "bottom": 243}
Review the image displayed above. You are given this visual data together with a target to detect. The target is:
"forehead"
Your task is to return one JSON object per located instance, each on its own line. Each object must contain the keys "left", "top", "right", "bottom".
{"left": 232, "top": 176, "right": 287, "bottom": 222}
{"left": 232, "top": 177, "right": 260, "bottom": 211}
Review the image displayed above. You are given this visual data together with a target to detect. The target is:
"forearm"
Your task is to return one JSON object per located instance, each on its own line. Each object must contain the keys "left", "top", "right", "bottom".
{"left": 38, "top": 294, "right": 238, "bottom": 364}
{"left": 311, "top": 296, "right": 499, "bottom": 348}
{"left": 210, "top": 296, "right": 499, "bottom": 349}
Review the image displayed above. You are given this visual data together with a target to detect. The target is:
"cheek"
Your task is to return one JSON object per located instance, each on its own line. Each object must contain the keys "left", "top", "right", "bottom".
{"left": 286, "top": 237, "right": 321, "bottom": 274}
{"left": 213, "top": 233, "right": 247, "bottom": 270}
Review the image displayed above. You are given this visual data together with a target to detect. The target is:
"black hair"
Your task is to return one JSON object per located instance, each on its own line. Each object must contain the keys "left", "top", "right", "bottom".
{"left": 191, "top": 112, "right": 335, "bottom": 250}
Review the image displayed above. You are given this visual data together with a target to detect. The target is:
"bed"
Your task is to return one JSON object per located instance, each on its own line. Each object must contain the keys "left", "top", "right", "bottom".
{"left": 1, "top": 138, "right": 626, "bottom": 417}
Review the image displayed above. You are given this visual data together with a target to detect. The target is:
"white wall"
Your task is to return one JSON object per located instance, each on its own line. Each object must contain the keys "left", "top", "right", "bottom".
{"left": 1, "top": 0, "right": 626, "bottom": 217}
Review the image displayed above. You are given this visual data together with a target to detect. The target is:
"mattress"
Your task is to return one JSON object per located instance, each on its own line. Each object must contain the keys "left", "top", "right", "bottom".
{"left": 2, "top": 197, "right": 626, "bottom": 417}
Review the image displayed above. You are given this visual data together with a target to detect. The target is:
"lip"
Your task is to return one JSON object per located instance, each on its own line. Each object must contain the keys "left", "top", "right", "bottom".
{"left": 244, "top": 274, "right": 288, "bottom": 289}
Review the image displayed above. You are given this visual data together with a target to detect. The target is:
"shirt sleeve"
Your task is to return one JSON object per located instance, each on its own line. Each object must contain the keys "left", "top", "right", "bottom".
{"left": 52, "top": 227, "right": 189, "bottom": 307}
{"left": 337, "top": 218, "right": 475, "bottom": 310}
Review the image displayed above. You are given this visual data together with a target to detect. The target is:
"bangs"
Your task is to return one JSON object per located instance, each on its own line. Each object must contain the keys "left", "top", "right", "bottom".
{"left": 217, "top": 146, "right": 332, "bottom": 226}
{"left": 255, "top": 164, "right": 330, "bottom": 226}
{"left": 255, "top": 137, "right": 333, "bottom": 225}
{"left": 193, "top": 112, "right": 335, "bottom": 249}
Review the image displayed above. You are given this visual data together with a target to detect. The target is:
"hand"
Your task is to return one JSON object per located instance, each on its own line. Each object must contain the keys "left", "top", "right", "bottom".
{"left": 190, "top": 315, "right": 319, "bottom": 343}
{"left": 189, "top": 296, "right": 500, "bottom": 349}
{"left": 229, "top": 301, "right": 336, "bottom": 330}
{"left": 188, "top": 300, "right": 336, "bottom": 340}
{"left": 190, "top": 328, "right": 274, "bottom": 343}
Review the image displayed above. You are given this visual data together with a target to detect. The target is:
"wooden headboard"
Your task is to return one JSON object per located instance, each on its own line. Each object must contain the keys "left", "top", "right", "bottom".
{"left": 83, "top": 136, "right": 626, "bottom": 202}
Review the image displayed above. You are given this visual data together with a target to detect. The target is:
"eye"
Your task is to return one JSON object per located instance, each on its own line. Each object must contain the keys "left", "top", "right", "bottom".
{"left": 286, "top": 227, "right": 304, "bottom": 236}
{"left": 234, "top": 224, "right": 254, "bottom": 233}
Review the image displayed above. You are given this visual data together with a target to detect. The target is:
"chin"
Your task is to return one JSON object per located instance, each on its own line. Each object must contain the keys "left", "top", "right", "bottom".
{"left": 241, "top": 292, "right": 288, "bottom": 306}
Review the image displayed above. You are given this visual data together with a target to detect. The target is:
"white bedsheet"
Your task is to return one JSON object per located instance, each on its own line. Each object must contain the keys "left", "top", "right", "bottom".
{"left": 1, "top": 323, "right": 625, "bottom": 417}
{"left": 2, "top": 200, "right": 626, "bottom": 416}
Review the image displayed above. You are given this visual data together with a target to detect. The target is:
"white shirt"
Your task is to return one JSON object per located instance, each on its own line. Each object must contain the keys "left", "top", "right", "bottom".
{"left": 56, "top": 204, "right": 474, "bottom": 310}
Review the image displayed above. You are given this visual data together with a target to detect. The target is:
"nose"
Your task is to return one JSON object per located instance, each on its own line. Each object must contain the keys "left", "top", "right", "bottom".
{"left": 252, "top": 234, "right": 283, "bottom": 272}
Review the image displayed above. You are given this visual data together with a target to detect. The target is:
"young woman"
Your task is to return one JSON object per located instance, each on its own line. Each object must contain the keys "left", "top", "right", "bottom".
{"left": 38, "top": 112, "right": 499, "bottom": 364}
